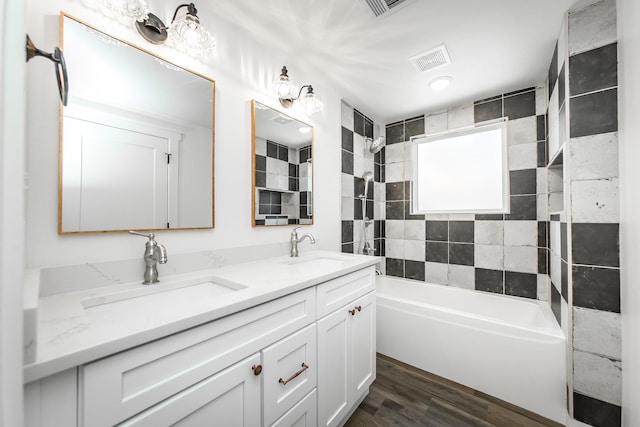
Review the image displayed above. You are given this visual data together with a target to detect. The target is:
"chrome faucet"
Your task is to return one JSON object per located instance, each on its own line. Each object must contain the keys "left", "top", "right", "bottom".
{"left": 290, "top": 227, "right": 316, "bottom": 257}
{"left": 129, "top": 231, "right": 168, "bottom": 284}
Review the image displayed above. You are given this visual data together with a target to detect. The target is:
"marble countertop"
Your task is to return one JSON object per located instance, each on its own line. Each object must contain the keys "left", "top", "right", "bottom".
{"left": 24, "top": 250, "right": 380, "bottom": 383}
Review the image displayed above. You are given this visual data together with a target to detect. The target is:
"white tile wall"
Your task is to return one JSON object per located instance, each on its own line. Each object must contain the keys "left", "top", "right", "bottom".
{"left": 571, "top": 178, "right": 619, "bottom": 223}
{"left": 573, "top": 349, "right": 622, "bottom": 406}
{"left": 385, "top": 142, "right": 407, "bottom": 164}
{"left": 341, "top": 196, "right": 353, "bottom": 219}
{"left": 474, "top": 244, "right": 504, "bottom": 270}
{"left": 535, "top": 84, "right": 548, "bottom": 116}
{"left": 385, "top": 162, "right": 404, "bottom": 183}
{"left": 448, "top": 264, "right": 475, "bottom": 289}
{"left": 385, "top": 220, "right": 404, "bottom": 239}
{"left": 447, "top": 104, "right": 474, "bottom": 130}
{"left": 537, "top": 274, "right": 549, "bottom": 302}
{"left": 385, "top": 238, "right": 405, "bottom": 259}
{"left": 341, "top": 173, "right": 353, "bottom": 197}
{"left": 508, "top": 142, "right": 538, "bottom": 170}
{"left": 568, "top": 0, "right": 617, "bottom": 56}
{"left": 573, "top": 306, "right": 622, "bottom": 359}
{"left": 474, "top": 221, "right": 504, "bottom": 245}
{"left": 504, "top": 245, "right": 538, "bottom": 273}
{"left": 507, "top": 116, "right": 537, "bottom": 145}
{"left": 341, "top": 101, "right": 354, "bottom": 131}
{"left": 569, "top": 132, "right": 619, "bottom": 181}
{"left": 404, "top": 240, "right": 425, "bottom": 261}
{"left": 404, "top": 220, "right": 425, "bottom": 241}
{"left": 255, "top": 137, "right": 267, "bottom": 156}
{"left": 426, "top": 261, "right": 449, "bottom": 284}
{"left": 504, "top": 221, "right": 538, "bottom": 246}
{"left": 425, "top": 110, "right": 448, "bottom": 133}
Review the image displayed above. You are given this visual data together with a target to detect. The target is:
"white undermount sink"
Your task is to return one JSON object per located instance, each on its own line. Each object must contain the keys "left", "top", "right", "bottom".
{"left": 279, "top": 255, "right": 349, "bottom": 269}
{"left": 81, "top": 275, "right": 245, "bottom": 320}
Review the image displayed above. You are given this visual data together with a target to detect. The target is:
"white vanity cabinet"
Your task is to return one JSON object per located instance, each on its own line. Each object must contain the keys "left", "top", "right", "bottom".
{"left": 24, "top": 263, "right": 377, "bottom": 427}
{"left": 316, "top": 268, "right": 376, "bottom": 427}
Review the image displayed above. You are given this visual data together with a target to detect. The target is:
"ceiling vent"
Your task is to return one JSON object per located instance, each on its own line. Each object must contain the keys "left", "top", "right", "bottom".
{"left": 364, "top": 0, "right": 408, "bottom": 17}
{"left": 409, "top": 44, "right": 451, "bottom": 72}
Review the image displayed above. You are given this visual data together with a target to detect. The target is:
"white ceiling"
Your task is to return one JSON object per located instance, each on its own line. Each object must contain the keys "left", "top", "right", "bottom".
{"left": 209, "top": 0, "right": 585, "bottom": 124}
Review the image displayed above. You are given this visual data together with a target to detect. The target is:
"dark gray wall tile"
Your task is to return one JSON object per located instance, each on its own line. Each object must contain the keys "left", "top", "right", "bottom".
{"left": 353, "top": 198, "right": 362, "bottom": 220}
{"left": 476, "top": 214, "right": 504, "bottom": 220}
{"left": 570, "top": 88, "right": 618, "bottom": 138}
{"left": 341, "top": 150, "right": 353, "bottom": 174}
{"left": 449, "top": 221, "right": 474, "bottom": 243}
{"left": 504, "top": 90, "right": 536, "bottom": 120}
{"left": 354, "top": 110, "right": 365, "bottom": 136}
{"left": 538, "top": 221, "right": 549, "bottom": 248}
{"left": 449, "top": 243, "right": 474, "bottom": 266}
{"left": 474, "top": 99, "right": 503, "bottom": 123}
{"left": 405, "top": 260, "right": 425, "bottom": 281}
{"left": 572, "top": 223, "right": 619, "bottom": 267}
{"left": 510, "top": 169, "right": 537, "bottom": 195}
{"left": 386, "top": 258, "right": 404, "bottom": 278}
{"left": 375, "top": 238, "right": 385, "bottom": 257}
{"left": 537, "top": 114, "right": 547, "bottom": 141}
{"left": 426, "top": 241, "right": 448, "bottom": 263}
{"left": 386, "top": 201, "right": 404, "bottom": 220}
{"left": 426, "top": 221, "right": 448, "bottom": 241}
{"left": 341, "top": 243, "right": 353, "bottom": 253}
{"left": 573, "top": 392, "right": 621, "bottom": 427}
{"left": 404, "top": 201, "right": 424, "bottom": 220}
{"left": 558, "top": 63, "right": 566, "bottom": 107}
{"left": 561, "top": 222, "right": 568, "bottom": 261}
{"left": 341, "top": 126, "right": 353, "bottom": 152}
{"left": 548, "top": 42, "right": 558, "bottom": 97}
{"left": 538, "top": 248, "right": 548, "bottom": 274}
{"left": 562, "top": 260, "right": 568, "bottom": 301}
{"left": 364, "top": 118, "right": 374, "bottom": 139}
{"left": 570, "top": 43, "right": 618, "bottom": 96}
{"left": 551, "top": 284, "right": 562, "bottom": 327}
{"left": 255, "top": 155, "right": 266, "bottom": 172}
{"left": 573, "top": 265, "right": 621, "bottom": 312}
{"left": 405, "top": 117, "right": 425, "bottom": 139}
{"left": 341, "top": 220, "right": 353, "bottom": 243}
{"left": 505, "top": 271, "right": 537, "bottom": 299}
{"left": 386, "top": 122, "right": 405, "bottom": 144}
{"left": 538, "top": 141, "right": 548, "bottom": 167}
{"left": 386, "top": 182, "right": 404, "bottom": 201}
{"left": 475, "top": 268, "right": 504, "bottom": 294}
{"left": 506, "top": 195, "right": 537, "bottom": 220}
{"left": 255, "top": 171, "right": 266, "bottom": 187}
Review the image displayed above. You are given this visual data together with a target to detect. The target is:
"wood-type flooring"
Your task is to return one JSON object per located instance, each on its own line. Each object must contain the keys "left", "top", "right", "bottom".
{"left": 344, "top": 354, "right": 564, "bottom": 427}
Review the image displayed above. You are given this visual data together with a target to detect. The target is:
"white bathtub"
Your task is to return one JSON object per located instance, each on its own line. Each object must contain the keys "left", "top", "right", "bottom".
{"left": 376, "top": 275, "right": 566, "bottom": 423}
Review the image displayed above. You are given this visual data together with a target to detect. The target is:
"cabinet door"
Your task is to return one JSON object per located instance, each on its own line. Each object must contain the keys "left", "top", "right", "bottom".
{"left": 350, "top": 291, "right": 376, "bottom": 403}
{"left": 263, "top": 324, "right": 317, "bottom": 426}
{"left": 317, "top": 307, "right": 350, "bottom": 427}
{"left": 119, "top": 353, "right": 261, "bottom": 427}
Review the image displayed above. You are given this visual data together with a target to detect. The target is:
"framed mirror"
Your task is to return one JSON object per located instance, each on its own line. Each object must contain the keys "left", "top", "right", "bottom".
{"left": 251, "top": 100, "right": 313, "bottom": 226}
{"left": 59, "top": 14, "right": 215, "bottom": 234}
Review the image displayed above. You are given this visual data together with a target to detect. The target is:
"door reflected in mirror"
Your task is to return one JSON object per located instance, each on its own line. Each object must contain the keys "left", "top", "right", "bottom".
{"left": 59, "top": 14, "right": 215, "bottom": 234}
{"left": 252, "top": 100, "right": 313, "bottom": 226}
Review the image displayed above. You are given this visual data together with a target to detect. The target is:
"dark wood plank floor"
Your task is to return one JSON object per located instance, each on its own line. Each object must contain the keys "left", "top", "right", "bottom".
{"left": 344, "top": 354, "right": 564, "bottom": 427}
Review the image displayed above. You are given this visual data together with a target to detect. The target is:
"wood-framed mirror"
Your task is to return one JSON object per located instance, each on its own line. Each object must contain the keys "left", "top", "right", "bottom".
{"left": 251, "top": 100, "right": 313, "bottom": 226}
{"left": 59, "top": 13, "right": 215, "bottom": 234}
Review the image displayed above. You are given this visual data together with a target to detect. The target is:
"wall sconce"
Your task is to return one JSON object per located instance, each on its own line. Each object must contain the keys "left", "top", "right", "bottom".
{"left": 273, "top": 66, "right": 323, "bottom": 115}
{"left": 136, "top": 3, "right": 215, "bottom": 55}
{"left": 97, "top": 1, "right": 215, "bottom": 56}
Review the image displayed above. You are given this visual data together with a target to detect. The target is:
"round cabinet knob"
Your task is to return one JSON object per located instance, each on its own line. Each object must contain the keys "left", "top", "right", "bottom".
{"left": 356, "top": 305, "right": 362, "bottom": 312}
{"left": 252, "top": 364, "right": 263, "bottom": 376}
{"left": 349, "top": 308, "right": 356, "bottom": 316}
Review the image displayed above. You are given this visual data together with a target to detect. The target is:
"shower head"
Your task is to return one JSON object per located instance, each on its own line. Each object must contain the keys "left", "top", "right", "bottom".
{"left": 366, "top": 136, "right": 386, "bottom": 154}
{"left": 362, "top": 171, "right": 374, "bottom": 183}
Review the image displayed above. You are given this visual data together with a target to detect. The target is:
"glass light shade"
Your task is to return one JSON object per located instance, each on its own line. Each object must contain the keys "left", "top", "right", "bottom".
{"left": 168, "top": 13, "right": 216, "bottom": 56}
{"left": 299, "top": 90, "right": 323, "bottom": 114}
{"left": 100, "top": 0, "right": 149, "bottom": 21}
{"left": 273, "top": 75, "right": 296, "bottom": 102}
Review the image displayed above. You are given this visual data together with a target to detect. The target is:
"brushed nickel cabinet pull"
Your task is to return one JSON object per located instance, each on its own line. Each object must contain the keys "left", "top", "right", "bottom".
{"left": 279, "top": 363, "right": 309, "bottom": 385}
{"left": 252, "top": 364, "right": 263, "bottom": 376}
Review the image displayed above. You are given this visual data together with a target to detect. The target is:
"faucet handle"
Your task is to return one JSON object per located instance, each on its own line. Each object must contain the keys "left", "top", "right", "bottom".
{"left": 291, "top": 226, "right": 301, "bottom": 236}
{"left": 129, "top": 230, "right": 155, "bottom": 241}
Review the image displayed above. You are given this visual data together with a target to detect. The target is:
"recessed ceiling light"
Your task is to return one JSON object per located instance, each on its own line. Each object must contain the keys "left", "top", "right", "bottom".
{"left": 429, "top": 76, "right": 452, "bottom": 90}
{"left": 298, "top": 126, "right": 311, "bottom": 134}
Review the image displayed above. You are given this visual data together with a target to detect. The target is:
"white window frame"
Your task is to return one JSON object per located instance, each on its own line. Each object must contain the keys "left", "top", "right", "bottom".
{"left": 410, "top": 119, "right": 509, "bottom": 214}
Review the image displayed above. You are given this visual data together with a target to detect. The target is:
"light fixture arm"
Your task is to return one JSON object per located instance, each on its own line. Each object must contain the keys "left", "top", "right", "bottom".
{"left": 291, "top": 85, "right": 313, "bottom": 102}
{"left": 171, "top": 3, "right": 198, "bottom": 23}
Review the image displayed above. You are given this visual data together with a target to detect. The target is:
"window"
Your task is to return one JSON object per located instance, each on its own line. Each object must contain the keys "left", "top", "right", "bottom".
{"left": 411, "top": 120, "right": 509, "bottom": 214}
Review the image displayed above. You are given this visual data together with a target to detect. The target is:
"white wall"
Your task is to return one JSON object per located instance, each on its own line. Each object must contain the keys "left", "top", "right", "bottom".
{"left": 25, "top": 1, "right": 342, "bottom": 268}
{"left": 617, "top": 0, "right": 640, "bottom": 424}
{"left": 1, "top": 1, "right": 26, "bottom": 426}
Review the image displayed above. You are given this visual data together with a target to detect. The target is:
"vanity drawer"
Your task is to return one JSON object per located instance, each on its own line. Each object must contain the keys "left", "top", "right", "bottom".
{"left": 316, "top": 267, "right": 375, "bottom": 319}
{"left": 262, "top": 323, "right": 317, "bottom": 426}
{"left": 80, "top": 287, "right": 316, "bottom": 427}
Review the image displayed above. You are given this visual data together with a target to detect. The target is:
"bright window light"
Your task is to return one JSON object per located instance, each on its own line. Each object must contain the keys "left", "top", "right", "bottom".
{"left": 411, "top": 120, "right": 509, "bottom": 214}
